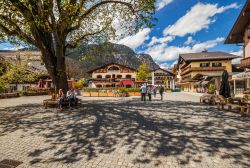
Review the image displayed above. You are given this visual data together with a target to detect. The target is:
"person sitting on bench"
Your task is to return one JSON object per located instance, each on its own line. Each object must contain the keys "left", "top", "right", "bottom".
{"left": 57, "top": 89, "right": 64, "bottom": 110}
{"left": 66, "top": 88, "right": 77, "bottom": 106}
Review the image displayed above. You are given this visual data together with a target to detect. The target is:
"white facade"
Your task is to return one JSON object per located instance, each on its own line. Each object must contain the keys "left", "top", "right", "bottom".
{"left": 9, "top": 84, "right": 36, "bottom": 92}
{"left": 88, "top": 63, "right": 137, "bottom": 88}
{"left": 150, "top": 68, "right": 175, "bottom": 89}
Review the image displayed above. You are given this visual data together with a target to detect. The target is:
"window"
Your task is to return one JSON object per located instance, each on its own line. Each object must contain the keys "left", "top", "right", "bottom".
{"left": 108, "top": 66, "right": 119, "bottom": 71}
{"left": 105, "top": 75, "right": 111, "bottom": 78}
{"left": 212, "top": 62, "right": 222, "bottom": 67}
{"left": 126, "top": 75, "right": 132, "bottom": 79}
{"left": 117, "top": 75, "right": 122, "bottom": 79}
{"left": 200, "top": 63, "right": 209, "bottom": 67}
{"left": 22, "top": 86, "right": 30, "bottom": 91}
{"left": 97, "top": 75, "right": 102, "bottom": 78}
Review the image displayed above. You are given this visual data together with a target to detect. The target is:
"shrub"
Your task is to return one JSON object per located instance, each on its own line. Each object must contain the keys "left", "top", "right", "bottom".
{"left": 74, "top": 79, "right": 84, "bottom": 89}
{"left": 208, "top": 83, "right": 215, "bottom": 94}
{"left": 0, "top": 78, "right": 7, "bottom": 93}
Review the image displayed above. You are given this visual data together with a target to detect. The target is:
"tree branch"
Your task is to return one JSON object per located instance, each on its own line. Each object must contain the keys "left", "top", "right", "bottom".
{"left": 82, "top": 1, "right": 135, "bottom": 18}
{"left": 67, "top": 0, "right": 135, "bottom": 33}
{"left": 0, "top": 16, "right": 37, "bottom": 46}
{"left": 65, "top": 25, "right": 108, "bottom": 49}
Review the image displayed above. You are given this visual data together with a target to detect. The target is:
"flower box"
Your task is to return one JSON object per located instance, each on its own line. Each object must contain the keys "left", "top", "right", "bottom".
{"left": 82, "top": 92, "right": 91, "bottom": 97}
{"left": 107, "top": 92, "right": 114, "bottom": 97}
{"left": 90, "top": 92, "right": 99, "bottom": 97}
{"left": 128, "top": 92, "right": 141, "bottom": 96}
{"left": 99, "top": 92, "right": 108, "bottom": 97}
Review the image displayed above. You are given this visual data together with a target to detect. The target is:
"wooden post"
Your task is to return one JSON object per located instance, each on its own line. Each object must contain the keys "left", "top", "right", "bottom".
{"left": 234, "top": 80, "right": 236, "bottom": 95}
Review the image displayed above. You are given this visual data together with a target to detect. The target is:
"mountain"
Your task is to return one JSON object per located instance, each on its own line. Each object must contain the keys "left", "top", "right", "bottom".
{"left": 66, "top": 42, "right": 159, "bottom": 72}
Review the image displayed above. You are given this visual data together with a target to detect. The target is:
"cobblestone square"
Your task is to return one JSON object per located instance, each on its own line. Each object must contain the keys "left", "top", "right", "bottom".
{"left": 0, "top": 93, "right": 249, "bottom": 168}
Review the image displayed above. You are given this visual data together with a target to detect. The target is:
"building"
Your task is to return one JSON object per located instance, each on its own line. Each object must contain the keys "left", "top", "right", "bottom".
{"left": 149, "top": 68, "right": 175, "bottom": 89}
{"left": 87, "top": 63, "right": 137, "bottom": 88}
{"left": 176, "top": 51, "right": 239, "bottom": 92}
{"left": 225, "top": 0, "right": 250, "bottom": 94}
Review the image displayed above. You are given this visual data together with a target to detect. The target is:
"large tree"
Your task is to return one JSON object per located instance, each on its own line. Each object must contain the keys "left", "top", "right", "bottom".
{"left": 136, "top": 63, "right": 150, "bottom": 81}
{"left": 0, "top": 0, "right": 156, "bottom": 92}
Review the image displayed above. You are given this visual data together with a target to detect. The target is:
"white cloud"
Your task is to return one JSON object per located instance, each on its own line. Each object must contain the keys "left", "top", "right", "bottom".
{"left": 117, "top": 28, "right": 151, "bottom": 49}
{"left": 159, "top": 60, "right": 177, "bottom": 69}
{"left": 155, "top": 0, "right": 173, "bottom": 11}
{"left": 185, "top": 36, "right": 195, "bottom": 45}
{"left": 231, "top": 49, "right": 243, "bottom": 64}
{"left": 147, "top": 36, "right": 174, "bottom": 46}
{"left": 145, "top": 37, "right": 225, "bottom": 62}
{"left": 163, "top": 2, "right": 239, "bottom": 37}
{"left": 159, "top": 62, "right": 171, "bottom": 69}
{"left": 192, "top": 37, "right": 224, "bottom": 51}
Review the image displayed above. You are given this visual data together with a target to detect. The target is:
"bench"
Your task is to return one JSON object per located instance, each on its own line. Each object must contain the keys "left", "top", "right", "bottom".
{"left": 43, "top": 98, "right": 78, "bottom": 109}
{"left": 200, "top": 94, "right": 213, "bottom": 104}
{"left": 224, "top": 97, "right": 245, "bottom": 113}
{"left": 212, "top": 95, "right": 227, "bottom": 110}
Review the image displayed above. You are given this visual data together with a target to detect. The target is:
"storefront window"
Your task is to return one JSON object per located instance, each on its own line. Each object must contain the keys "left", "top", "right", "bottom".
{"left": 247, "top": 79, "right": 250, "bottom": 89}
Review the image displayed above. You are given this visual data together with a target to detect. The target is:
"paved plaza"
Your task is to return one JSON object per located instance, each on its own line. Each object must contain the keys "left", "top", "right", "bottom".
{"left": 0, "top": 93, "right": 249, "bottom": 168}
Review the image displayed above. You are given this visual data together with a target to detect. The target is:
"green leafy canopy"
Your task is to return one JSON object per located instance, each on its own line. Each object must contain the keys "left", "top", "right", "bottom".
{"left": 0, "top": 0, "right": 157, "bottom": 48}
{"left": 136, "top": 63, "right": 150, "bottom": 81}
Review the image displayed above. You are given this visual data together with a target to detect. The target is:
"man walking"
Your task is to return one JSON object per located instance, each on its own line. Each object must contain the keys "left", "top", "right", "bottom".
{"left": 140, "top": 84, "right": 147, "bottom": 101}
{"left": 147, "top": 85, "right": 153, "bottom": 101}
{"left": 159, "top": 85, "right": 164, "bottom": 101}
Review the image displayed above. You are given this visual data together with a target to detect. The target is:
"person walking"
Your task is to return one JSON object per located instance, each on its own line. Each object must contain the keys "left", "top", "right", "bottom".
{"left": 147, "top": 85, "right": 153, "bottom": 101}
{"left": 140, "top": 84, "right": 147, "bottom": 101}
{"left": 159, "top": 85, "right": 164, "bottom": 101}
{"left": 153, "top": 86, "right": 157, "bottom": 98}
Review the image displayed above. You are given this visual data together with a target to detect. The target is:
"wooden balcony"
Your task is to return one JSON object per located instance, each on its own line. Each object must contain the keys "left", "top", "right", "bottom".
{"left": 180, "top": 66, "right": 226, "bottom": 76}
{"left": 240, "top": 57, "right": 250, "bottom": 68}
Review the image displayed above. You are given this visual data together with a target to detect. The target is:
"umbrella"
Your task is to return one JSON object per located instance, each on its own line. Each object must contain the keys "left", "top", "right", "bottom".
{"left": 219, "top": 70, "right": 231, "bottom": 98}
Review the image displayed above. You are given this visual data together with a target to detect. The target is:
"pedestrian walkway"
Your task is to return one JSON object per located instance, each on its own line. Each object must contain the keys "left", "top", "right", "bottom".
{"left": 0, "top": 93, "right": 249, "bottom": 168}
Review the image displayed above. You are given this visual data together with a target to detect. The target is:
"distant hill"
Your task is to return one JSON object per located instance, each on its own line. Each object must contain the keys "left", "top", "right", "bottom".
{"left": 0, "top": 43, "right": 159, "bottom": 78}
{"left": 66, "top": 42, "right": 159, "bottom": 72}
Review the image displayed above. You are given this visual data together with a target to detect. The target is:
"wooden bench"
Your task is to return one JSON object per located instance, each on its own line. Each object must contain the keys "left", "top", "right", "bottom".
{"left": 225, "top": 97, "right": 245, "bottom": 113}
{"left": 43, "top": 98, "right": 79, "bottom": 109}
{"left": 212, "top": 95, "right": 227, "bottom": 110}
{"left": 200, "top": 94, "right": 213, "bottom": 104}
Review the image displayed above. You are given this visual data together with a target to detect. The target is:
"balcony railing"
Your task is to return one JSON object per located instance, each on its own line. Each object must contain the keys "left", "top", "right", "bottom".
{"left": 180, "top": 66, "right": 226, "bottom": 76}
{"left": 93, "top": 78, "right": 135, "bottom": 82}
{"left": 240, "top": 57, "right": 250, "bottom": 68}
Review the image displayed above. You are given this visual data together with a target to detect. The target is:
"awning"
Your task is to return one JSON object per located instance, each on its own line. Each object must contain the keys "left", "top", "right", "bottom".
{"left": 120, "top": 80, "right": 134, "bottom": 85}
{"left": 232, "top": 71, "right": 250, "bottom": 80}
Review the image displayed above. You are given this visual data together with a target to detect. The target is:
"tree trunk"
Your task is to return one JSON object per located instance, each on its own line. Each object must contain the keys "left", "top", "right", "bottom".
{"left": 41, "top": 48, "right": 68, "bottom": 94}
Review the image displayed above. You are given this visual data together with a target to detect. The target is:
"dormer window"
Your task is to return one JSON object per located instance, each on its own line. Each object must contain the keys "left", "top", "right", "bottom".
{"left": 108, "top": 66, "right": 119, "bottom": 71}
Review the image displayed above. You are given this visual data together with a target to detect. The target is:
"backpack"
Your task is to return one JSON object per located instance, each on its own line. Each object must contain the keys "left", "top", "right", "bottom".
{"left": 159, "top": 87, "right": 164, "bottom": 93}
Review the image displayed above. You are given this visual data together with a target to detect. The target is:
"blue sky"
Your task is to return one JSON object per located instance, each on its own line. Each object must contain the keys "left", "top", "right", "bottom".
{"left": 117, "top": 0, "right": 245, "bottom": 68}
{"left": 0, "top": 0, "right": 245, "bottom": 68}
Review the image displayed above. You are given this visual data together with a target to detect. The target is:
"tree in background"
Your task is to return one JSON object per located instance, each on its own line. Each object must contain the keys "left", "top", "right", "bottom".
{"left": 1, "top": 64, "right": 46, "bottom": 85}
{"left": 65, "top": 57, "right": 86, "bottom": 79}
{"left": 0, "top": 78, "right": 7, "bottom": 93}
{"left": 0, "top": 0, "right": 156, "bottom": 92}
{"left": 73, "top": 78, "right": 87, "bottom": 89}
{"left": 136, "top": 63, "right": 150, "bottom": 81}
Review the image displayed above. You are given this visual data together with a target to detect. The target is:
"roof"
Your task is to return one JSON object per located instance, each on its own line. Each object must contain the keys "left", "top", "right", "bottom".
{"left": 87, "top": 62, "right": 136, "bottom": 73}
{"left": 151, "top": 68, "right": 174, "bottom": 76}
{"left": 225, "top": 0, "right": 250, "bottom": 44}
{"left": 179, "top": 52, "right": 239, "bottom": 62}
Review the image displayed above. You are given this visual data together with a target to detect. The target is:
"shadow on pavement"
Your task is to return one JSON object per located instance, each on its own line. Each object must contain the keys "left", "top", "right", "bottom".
{"left": 0, "top": 98, "right": 249, "bottom": 167}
